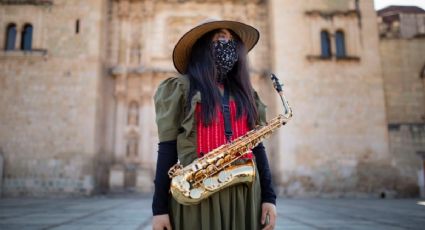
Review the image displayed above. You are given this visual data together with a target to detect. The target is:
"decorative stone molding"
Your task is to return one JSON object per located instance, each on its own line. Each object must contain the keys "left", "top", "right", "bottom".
{"left": 142, "top": 0, "right": 154, "bottom": 18}
{"left": 0, "top": 0, "right": 52, "bottom": 5}
{"left": 306, "top": 55, "right": 360, "bottom": 62}
{"left": 305, "top": 10, "right": 359, "bottom": 19}
{"left": 117, "top": 0, "right": 130, "bottom": 19}
{"left": 0, "top": 49, "right": 48, "bottom": 58}
{"left": 115, "top": 66, "right": 174, "bottom": 75}
{"left": 110, "top": 65, "right": 127, "bottom": 77}
{"left": 114, "top": 0, "right": 264, "bottom": 3}
{"left": 114, "top": 75, "right": 128, "bottom": 100}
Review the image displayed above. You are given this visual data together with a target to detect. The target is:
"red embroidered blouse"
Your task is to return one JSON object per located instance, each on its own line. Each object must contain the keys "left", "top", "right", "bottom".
{"left": 195, "top": 100, "right": 253, "bottom": 159}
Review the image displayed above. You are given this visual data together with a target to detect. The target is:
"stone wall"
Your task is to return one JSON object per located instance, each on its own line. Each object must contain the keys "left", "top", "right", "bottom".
{"left": 400, "top": 13, "right": 425, "bottom": 38}
{"left": 387, "top": 124, "right": 425, "bottom": 197}
{"left": 380, "top": 39, "right": 425, "bottom": 123}
{"left": 105, "top": 0, "right": 271, "bottom": 192}
{"left": 268, "top": 0, "right": 397, "bottom": 197}
{"left": 380, "top": 38, "right": 425, "bottom": 197}
{"left": 1, "top": 0, "right": 423, "bottom": 198}
{"left": 0, "top": 0, "right": 107, "bottom": 196}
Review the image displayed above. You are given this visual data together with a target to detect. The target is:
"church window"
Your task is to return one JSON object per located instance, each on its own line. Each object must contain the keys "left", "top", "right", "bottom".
{"left": 21, "top": 24, "right": 33, "bottom": 51}
{"left": 335, "top": 30, "right": 346, "bottom": 58}
{"left": 320, "top": 30, "right": 331, "bottom": 58}
{"left": 76, "top": 19, "right": 80, "bottom": 34}
{"left": 5, "top": 23, "right": 17, "bottom": 50}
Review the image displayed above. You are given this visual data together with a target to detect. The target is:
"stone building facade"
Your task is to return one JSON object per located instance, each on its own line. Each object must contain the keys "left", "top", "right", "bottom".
{"left": 269, "top": 0, "right": 394, "bottom": 197}
{"left": 0, "top": 0, "right": 423, "bottom": 198}
{"left": 378, "top": 6, "right": 425, "bottom": 197}
{"left": 378, "top": 5, "right": 425, "bottom": 39}
{"left": 0, "top": 0, "right": 108, "bottom": 196}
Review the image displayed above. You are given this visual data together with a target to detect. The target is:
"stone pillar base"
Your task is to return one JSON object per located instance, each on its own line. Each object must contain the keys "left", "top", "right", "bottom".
{"left": 417, "top": 152, "right": 425, "bottom": 198}
{"left": 136, "top": 167, "right": 153, "bottom": 193}
{"left": 0, "top": 151, "right": 3, "bottom": 197}
{"left": 109, "top": 165, "right": 125, "bottom": 191}
{"left": 419, "top": 169, "right": 425, "bottom": 198}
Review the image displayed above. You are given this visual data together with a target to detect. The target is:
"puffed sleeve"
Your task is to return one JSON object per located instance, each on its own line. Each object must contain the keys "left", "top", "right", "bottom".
{"left": 154, "top": 77, "right": 186, "bottom": 142}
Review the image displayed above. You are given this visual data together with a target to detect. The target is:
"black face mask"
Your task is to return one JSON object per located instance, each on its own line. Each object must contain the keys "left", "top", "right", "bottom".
{"left": 212, "top": 39, "right": 238, "bottom": 81}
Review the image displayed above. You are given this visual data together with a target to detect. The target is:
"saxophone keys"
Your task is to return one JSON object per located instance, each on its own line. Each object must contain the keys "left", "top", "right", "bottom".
{"left": 218, "top": 170, "right": 232, "bottom": 183}
{"left": 180, "top": 180, "right": 190, "bottom": 192}
{"left": 224, "top": 155, "right": 232, "bottom": 163}
{"left": 215, "top": 159, "right": 224, "bottom": 167}
{"left": 173, "top": 176, "right": 190, "bottom": 191}
{"left": 203, "top": 177, "right": 219, "bottom": 190}
{"left": 206, "top": 164, "right": 215, "bottom": 174}
{"left": 194, "top": 170, "right": 206, "bottom": 181}
{"left": 189, "top": 188, "right": 204, "bottom": 199}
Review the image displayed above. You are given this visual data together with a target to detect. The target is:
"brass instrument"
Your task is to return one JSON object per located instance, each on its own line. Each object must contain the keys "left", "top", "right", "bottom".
{"left": 168, "top": 74, "right": 293, "bottom": 205}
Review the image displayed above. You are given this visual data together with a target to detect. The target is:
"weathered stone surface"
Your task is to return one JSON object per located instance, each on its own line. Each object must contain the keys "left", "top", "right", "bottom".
{"left": 267, "top": 0, "right": 403, "bottom": 197}
{"left": 0, "top": 0, "right": 423, "bottom": 198}
{"left": 109, "top": 165, "right": 125, "bottom": 189}
{"left": 0, "top": 0, "right": 108, "bottom": 196}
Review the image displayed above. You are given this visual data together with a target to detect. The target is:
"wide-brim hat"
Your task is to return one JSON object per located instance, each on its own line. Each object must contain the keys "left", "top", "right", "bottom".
{"left": 172, "top": 20, "right": 260, "bottom": 74}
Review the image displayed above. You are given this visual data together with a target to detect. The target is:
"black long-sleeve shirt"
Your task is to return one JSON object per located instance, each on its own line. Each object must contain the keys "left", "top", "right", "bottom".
{"left": 152, "top": 141, "right": 276, "bottom": 215}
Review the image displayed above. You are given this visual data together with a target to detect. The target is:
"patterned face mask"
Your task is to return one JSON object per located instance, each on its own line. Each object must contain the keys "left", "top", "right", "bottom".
{"left": 212, "top": 39, "right": 238, "bottom": 81}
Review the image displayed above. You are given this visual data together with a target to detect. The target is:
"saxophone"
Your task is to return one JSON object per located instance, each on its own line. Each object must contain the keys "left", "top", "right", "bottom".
{"left": 168, "top": 74, "right": 293, "bottom": 205}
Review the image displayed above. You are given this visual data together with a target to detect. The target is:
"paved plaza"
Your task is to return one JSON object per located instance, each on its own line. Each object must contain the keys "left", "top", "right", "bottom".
{"left": 0, "top": 196, "right": 424, "bottom": 230}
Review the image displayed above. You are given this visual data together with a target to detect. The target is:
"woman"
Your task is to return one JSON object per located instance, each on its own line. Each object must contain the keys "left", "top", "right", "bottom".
{"left": 152, "top": 20, "right": 277, "bottom": 230}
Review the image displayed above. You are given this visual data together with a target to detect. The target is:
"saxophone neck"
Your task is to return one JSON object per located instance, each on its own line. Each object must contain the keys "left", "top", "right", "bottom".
{"left": 279, "top": 92, "right": 293, "bottom": 120}
{"left": 270, "top": 74, "right": 293, "bottom": 121}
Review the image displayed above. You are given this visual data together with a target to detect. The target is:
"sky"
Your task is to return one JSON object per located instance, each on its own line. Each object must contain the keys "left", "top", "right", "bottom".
{"left": 374, "top": 0, "right": 425, "bottom": 10}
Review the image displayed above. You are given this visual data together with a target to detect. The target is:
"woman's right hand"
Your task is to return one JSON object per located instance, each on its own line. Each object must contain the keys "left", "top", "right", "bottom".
{"left": 152, "top": 214, "right": 172, "bottom": 230}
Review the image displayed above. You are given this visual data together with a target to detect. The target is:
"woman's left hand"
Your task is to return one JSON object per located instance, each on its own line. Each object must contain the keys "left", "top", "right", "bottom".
{"left": 261, "top": 202, "right": 276, "bottom": 230}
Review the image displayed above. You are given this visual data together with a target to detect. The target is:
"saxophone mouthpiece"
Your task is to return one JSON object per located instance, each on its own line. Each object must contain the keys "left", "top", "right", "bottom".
{"left": 270, "top": 73, "right": 283, "bottom": 93}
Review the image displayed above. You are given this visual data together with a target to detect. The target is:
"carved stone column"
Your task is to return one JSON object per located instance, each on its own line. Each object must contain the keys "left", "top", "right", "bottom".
{"left": 118, "top": 0, "right": 131, "bottom": 65}
{"left": 15, "top": 24, "right": 22, "bottom": 50}
{"left": 113, "top": 70, "right": 128, "bottom": 162}
{"left": 135, "top": 71, "right": 154, "bottom": 192}
{"left": 246, "top": 2, "right": 257, "bottom": 65}
{"left": 141, "top": 0, "right": 155, "bottom": 67}
{"left": 109, "top": 67, "right": 127, "bottom": 190}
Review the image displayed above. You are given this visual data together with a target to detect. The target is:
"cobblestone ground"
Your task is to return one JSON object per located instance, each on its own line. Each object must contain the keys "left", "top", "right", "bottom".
{"left": 0, "top": 196, "right": 424, "bottom": 230}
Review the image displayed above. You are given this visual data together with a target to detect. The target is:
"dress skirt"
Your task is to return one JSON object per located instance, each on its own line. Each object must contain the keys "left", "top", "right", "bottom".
{"left": 169, "top": 165, "right": 262, "bottom": 230}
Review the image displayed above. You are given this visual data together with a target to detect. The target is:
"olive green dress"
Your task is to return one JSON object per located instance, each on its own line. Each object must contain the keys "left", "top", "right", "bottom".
{"left": 154, "top": 75, "right": 268, "bottom": 230}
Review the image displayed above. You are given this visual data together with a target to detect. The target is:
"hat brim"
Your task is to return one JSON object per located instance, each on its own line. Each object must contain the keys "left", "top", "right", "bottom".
{"left": 172, "top": 20, "right": 260, "bottom": 74}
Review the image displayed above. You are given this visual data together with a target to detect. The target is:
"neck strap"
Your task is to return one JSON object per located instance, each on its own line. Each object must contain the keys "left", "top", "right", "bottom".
{"left": 221, "top": 86, "right": 233, "bottom": 143}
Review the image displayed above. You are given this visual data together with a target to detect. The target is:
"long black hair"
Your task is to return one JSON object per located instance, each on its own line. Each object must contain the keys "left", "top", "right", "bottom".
{"left": 186, "top": 29, "right": 258, "bottom": 128}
